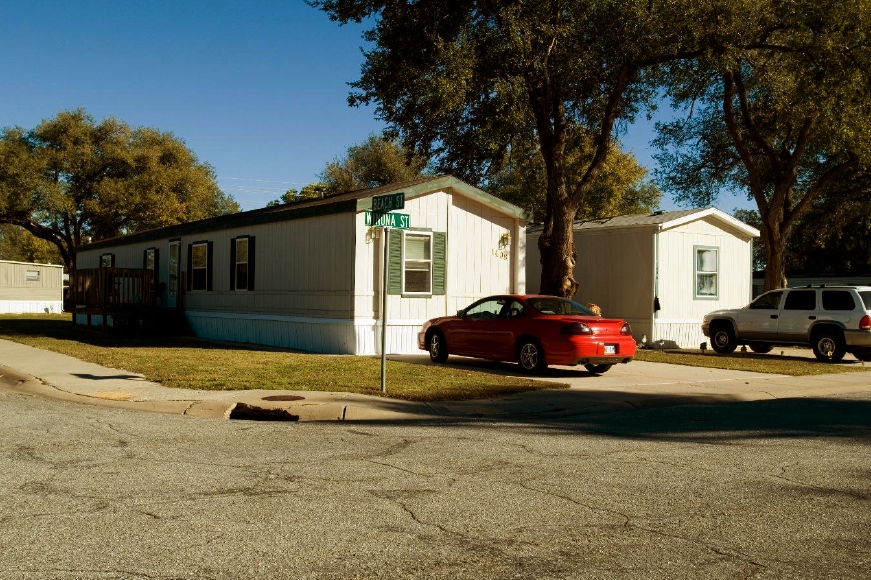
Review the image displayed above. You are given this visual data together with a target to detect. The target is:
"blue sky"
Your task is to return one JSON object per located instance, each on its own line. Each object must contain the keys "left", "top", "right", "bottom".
{"left": 1, "top": 0, "right": 747, "bottom": 212}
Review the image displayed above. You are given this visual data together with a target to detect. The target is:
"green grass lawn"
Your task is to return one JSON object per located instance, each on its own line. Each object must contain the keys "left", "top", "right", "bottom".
{"left": 634, "top": 347, "right": 869, "bottom": 376}
{"left": 0, "top": 314, "right": 562, "bottom": 401}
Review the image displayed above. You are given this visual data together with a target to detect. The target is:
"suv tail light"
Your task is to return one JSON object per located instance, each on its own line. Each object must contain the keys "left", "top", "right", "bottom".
{"left": 621, "top": 323, "right": 632, "bottom": 335}
{"left": 562, "top": 322, "right": 592, "bottom": 335}
{"left": 860, "top": 315, "right": 871, "bottom": 330}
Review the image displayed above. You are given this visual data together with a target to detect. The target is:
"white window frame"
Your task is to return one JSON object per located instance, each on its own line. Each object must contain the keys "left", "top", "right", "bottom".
{"left": 191, "top": 242, "right": 209, "bottom": 291}
{"left": 402, "top": 231, "right": 433, "bottom": 295}
{"left": 234, "top": 237, "right": 250, "bottom": 291}
{"left": 694, "top": 245, "right": 719, "bottom": 300}
{"left": 25, "top": 270, "right": 40, "bottom": 282}
{"left": 168, "top": 241, "right": 180, "bottom": 296}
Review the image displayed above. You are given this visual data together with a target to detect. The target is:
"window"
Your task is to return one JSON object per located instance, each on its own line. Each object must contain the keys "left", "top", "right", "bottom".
{"left": 230, "top": 236, "right": 256, "bottom": 291}
{"left": 822, "top": 290, "right": 856, "bottom": 311}
{"left": 464, "top": 298, "right": 505, "bottom": 319}
{"left": 750, "top": 291, "right": 783, "bottom": 310}
{"left": 387, "top": 230, "right": 446, "bottom": 296}
{"left": 403, "top": 232, "right": 432, "bottom": 293}
{"left": 694, "top": 246, "right": 719, "bottom": 299}
{"left": 187, "top": 241, "right": 213, "bottom": 291}
{"left": 168, "top": 241, "right": 180, "bottom": 296}
{"left": 100, "top": 253, "right": 115, "bottom": 268}
{"left": 784, "top": 290, "right": 816, "bottom": 310}
{"left": 25, "top": 270, "right": 40, "bottom": 282}
{"left": 144, "top": 248, "right": 156, "bottom": 271}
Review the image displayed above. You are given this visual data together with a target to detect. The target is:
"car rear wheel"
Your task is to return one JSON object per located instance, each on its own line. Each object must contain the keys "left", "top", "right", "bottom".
{"left": 517, "top": 339, "right": 547, "bottom": 373}
{"left": 710, "top": 324, "right": 738, "bottom": 354}
{"left": 428, "top": 330, "right": 448, "bottom": 363}
{"left": 812, "top": 331, "right": 846, "bottom": 362}
{"left": 749, "top": 342, "right": 773, "bottom": 354}
{"left": 854, "top": 347, "right": 871, "bottom": 362}
{"left": 584, "top": 364, "right": 613, "bottom": 374}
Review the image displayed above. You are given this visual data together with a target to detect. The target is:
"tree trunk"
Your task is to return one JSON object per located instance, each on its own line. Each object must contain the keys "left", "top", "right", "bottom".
{"left": 761, "top": 220, "right": 788, "bottom": 291}
{"left": 538, "top": 199, "right": 579, "bottom": 297}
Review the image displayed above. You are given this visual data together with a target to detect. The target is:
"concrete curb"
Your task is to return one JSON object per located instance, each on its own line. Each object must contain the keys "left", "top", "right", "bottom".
{"left": 2, "top": 337, "right": 870, "bottom": 422}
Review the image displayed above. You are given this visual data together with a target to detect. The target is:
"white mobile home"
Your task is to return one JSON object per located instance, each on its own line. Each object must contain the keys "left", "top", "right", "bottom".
{"left": 76, "top": 176, "right": 530, "bottom": 354}
{"left": 527, "top": 208, "right": 759, "bottom": 348}
{"left": 0, "top": 260, "right": 64, "bottom": 314}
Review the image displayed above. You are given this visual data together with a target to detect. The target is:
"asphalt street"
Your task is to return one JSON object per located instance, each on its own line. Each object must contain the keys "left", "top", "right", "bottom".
{"left": 2, "top": 378, "right": 870, "bottom": 579}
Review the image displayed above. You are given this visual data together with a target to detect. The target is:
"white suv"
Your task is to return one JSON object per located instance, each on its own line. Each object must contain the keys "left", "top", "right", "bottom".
{"left": 702, "top": 285, "right": 871, "bottom": 362}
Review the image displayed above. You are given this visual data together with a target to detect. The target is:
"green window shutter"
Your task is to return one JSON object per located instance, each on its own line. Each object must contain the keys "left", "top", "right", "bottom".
{"left": 387, "top": 229, "right": 402, "bottom": 295}
{"left": 432, "top": 232, "right": 446, "bottom": 295}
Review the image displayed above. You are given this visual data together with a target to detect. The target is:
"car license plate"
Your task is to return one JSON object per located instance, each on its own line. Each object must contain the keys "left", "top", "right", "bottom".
{"left": 604, "top": 344, "right": 616, "bottom": 354}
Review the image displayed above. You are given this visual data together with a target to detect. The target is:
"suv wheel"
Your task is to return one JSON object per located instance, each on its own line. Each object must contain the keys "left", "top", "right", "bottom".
{"left": 749, "top": 342, "right": 773, "bottom": 354}
{"left": 710, "top": 323, "right": 738, "bottom": 354}
{"left": 812, "top": 330, "right": 846, "bottom": 363}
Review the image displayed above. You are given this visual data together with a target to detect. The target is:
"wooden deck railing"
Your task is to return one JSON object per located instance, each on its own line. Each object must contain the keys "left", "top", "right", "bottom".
{"left": 69, "top": 268, "right": 155, "bottom": 309}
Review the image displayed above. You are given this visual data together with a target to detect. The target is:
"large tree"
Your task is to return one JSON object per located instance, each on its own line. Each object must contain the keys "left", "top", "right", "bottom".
{"left": 0, "top": 224, "right": 64, "bottom": 265}
{"left": 487, "top": 132, "right": 660, "bottom": 222}
{"left": 310, "top": 0, "right": 703, "bottom": 296}
{"left": 656, "top": 0, "right": 871, "bottom": 291}
{"left": 0, "top": 109, "right": 239, "bottom": 272}
{"left": 321, "top": 134, "right": 430, "bottom": 195}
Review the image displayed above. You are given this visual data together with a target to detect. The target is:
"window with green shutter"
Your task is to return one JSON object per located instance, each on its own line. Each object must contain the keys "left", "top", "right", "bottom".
{"left": 386, "top": 230, "right": 446, "bottom": 296}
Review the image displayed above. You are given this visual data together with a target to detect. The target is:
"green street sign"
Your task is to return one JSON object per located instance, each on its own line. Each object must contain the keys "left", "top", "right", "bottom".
{"left": 365, "top": 210, "right": 410, "bottom": 229}
{"left": 372, "top": 192, "right": 405, "bottom": 211}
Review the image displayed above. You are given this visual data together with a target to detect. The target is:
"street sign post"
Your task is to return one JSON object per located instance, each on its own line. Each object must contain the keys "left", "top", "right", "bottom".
{"left": 366, "top": 194, "right": 409, "bottom": 394}
{"left": 365, "top": 210, "right": 410, "bottom": 229}
{"left": 372, "top": 192, "right": 405, "bottom": 212}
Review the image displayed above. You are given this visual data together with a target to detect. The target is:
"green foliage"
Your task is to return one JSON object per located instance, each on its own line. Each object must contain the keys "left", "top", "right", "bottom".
{"left": 266, "top": 183, "right": 328, "bottom": 206}
{"left": 0, "top": 224, "right": 64, "bottom": 265}
{"left": 0, "top": 109, "right": 239, "bottom": 271}
{"left": 310, "top": 0, "right": 705, "bottom": 296}
{"left": 320, "top": 135, "right": 429, "bottom": 195}
{"left": 489, "top": 133, "right": 660, "bottom": 222}
{"left": 655, "top": 0, "right": 871, "bottom": 290}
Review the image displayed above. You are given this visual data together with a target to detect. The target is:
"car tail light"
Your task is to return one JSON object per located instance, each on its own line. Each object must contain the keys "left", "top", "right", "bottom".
{"left": 562, "top": 322, "right": 592, "bottom": 335}
{"left": 861, "top": 315, "right": 871, "bottom": 330}
{"left": 621, "top": 323, "right": 632, "bottom": 335}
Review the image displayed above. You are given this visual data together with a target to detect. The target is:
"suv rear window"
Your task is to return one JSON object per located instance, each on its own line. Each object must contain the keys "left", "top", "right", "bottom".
{"left": 822, "top": 290, "right": 856, "bottom": 311}
{"left": 860, "top": 291, "right": 871, "bottom": 310}
{"left": 784, "top": 290, "right": 816, "bottom": 310}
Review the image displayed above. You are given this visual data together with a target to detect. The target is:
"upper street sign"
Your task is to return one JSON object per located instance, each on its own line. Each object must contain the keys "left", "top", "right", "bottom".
{"left": 365, "top": 210, "right": 410, "bottom": 229}
{"left": 372, "top": 192, "right": 405, "bottom": 212}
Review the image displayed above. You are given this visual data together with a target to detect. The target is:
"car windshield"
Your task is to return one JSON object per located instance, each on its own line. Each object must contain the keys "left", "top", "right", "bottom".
{"left": 860, "top": 291, "right": 871, "bottom": 310}
{"left": 527, "top": 297, "right": 594, "bottom": 316}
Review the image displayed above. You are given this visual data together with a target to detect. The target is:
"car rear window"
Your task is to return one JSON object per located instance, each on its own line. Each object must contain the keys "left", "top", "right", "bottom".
{"left": 784, "top": 290, "right": 816, "bottom": 310}
{"left": 860, "top": 291, "right": 871, "bottom": 310}
{"left": 822, "top": 290, "right": 856, "bottom": 311}
{"left": 528, "top": 297, "right": 593, "bottom": 315}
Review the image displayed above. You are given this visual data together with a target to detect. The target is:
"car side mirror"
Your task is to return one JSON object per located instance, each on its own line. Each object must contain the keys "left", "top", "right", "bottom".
{"left": 457, "top": 309, "right": 465, "bottom": 317}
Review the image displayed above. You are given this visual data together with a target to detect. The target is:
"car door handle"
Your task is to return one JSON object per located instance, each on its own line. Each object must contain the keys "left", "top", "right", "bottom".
{"left": 808, "top": 315, "right": 816, "bottom": 320}
{"left": 770, "top": 315, "right": 778, "bottom": 319}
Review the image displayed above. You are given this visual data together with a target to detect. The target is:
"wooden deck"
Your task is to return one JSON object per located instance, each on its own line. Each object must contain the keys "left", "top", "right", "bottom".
{"left": 68, "top": 268, "right": 159, "bottom": 331}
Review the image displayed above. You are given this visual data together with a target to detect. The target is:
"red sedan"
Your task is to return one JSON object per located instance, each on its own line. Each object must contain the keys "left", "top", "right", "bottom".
{"left": 417, "top": 294, "right": 636, "bottom": 373}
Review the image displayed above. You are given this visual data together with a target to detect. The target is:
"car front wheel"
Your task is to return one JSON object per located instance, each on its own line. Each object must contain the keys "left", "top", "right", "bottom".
{"left": 711, "top": 324, "right": 738, "bottom": 354}
{"left": 584, "top": 364, "right": 613, "bottom": 374}
{"left": 428, "top": 330, "right": 448, "bottom": 363}
{"left": 517, "top": 339, "right": 547, "bottom": 373}
{"left": 812, "top": 331, "right": 846, "bottom": 362}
